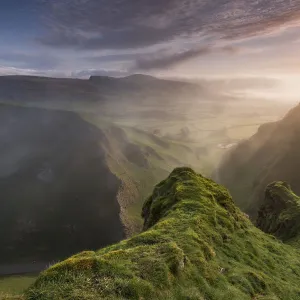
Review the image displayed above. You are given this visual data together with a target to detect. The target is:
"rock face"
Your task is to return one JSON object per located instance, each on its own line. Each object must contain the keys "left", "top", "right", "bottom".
{"left": 217, "top": 103, "right": 300, "bottom": 217}
{"left": 257, "top": 181, "right": 300, "bottom": 242}
{"left": 26, "top": 168, "right": 300, "bottom": 300}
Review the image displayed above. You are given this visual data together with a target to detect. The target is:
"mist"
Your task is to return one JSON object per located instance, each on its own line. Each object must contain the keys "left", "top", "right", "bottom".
{"left": 0, "top": 71, "right": 296, "bottom": 281}
{"left": 1, "top": 0, "right": 300, "bottom": 297}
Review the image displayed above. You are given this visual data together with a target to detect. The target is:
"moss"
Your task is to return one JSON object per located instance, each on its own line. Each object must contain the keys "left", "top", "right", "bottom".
{"left": 0, "top": 296, "right": 25, "bottom": 300}
{"left": 257, "top": 181, "right": 300, "bottom": 243}
{"left": 26, "top": 168, "right": 300, "bottom": 300}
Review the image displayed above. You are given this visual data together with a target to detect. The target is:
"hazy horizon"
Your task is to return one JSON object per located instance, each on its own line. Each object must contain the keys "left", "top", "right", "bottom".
{"left": 1, "top": 1, "right": 300, "bottom": 101}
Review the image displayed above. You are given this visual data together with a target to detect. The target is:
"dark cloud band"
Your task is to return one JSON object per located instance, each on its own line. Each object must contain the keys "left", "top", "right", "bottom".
{"left": 34, "top": 0, "right": 300, "bottom": 71}
{"left": 40, "top": 0, "right": 300, "bottom": 50}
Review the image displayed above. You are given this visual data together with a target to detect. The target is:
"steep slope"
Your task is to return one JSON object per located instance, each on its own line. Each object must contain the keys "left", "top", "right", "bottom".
{"left": 82, "top": 114, "right": 199, "bottom": 234}
{"left": 0, "top": 103, "right": 198, "bottom": 268}
{"left": 0, "top": 104, "right": 124, "bottom": 264}
{"left": 217, "top": 102, "right": 300, "bottom": 217}
{"left": 257, "top": 181, "right": 300, "bottom": 247}
{"left": 26, "top": 168, "right": 300, "bottom": 300}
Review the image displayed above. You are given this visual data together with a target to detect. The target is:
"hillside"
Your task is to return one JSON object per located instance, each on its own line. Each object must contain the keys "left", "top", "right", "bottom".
{"left": 0, "top": 104, "right": 124, "bottom": 264}
{"left": 217, "top": 102, "right": 300, "bottom": 217}
{"left": 0, "top": 103, "right": 197, "bottom": 268}
{"left": 25, "top": 168, "right": 300, "bottom": 300}
{"left": 82, "top": 114, "right": 198, "bottom": 234}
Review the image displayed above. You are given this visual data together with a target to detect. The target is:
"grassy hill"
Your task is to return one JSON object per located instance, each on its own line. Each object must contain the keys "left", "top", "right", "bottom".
{"left": 217, "top": 102, "right": 300, "bottom": 217}
{"left": 23, "top": 168, "right": 300, "bottom": 300}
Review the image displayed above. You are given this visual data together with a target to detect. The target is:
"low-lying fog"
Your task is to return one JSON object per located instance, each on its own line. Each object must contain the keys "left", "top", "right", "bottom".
{"left": 0, "top": 73, "right": 297, "bottom": 278}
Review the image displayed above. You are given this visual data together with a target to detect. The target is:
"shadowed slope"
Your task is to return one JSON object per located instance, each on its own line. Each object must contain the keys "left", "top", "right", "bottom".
{"left": 217, "top": 103, "right": 300, "bottom": 217}
{"left": 0, "top": 104, "right": 124, "bottom": 264}
{"left": 26, "top": 168, "right": 300, "bottom": 300}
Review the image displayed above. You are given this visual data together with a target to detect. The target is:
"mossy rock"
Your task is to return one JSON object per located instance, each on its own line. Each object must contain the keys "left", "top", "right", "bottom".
{"left": 257, "top": 181, "right": 300, "bottom": 242}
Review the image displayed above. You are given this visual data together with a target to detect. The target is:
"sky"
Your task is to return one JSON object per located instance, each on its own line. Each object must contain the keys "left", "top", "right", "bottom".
{"left": 1, "top": 0, "right": 300, "bottom": 100}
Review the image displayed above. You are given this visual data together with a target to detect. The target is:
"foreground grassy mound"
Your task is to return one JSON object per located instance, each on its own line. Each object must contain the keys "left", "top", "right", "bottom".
{"left": 26, "top": 168, "right": 300, "bottom": 300}
{"left": 257, "top": 181, "right": 300, "bottom": 247}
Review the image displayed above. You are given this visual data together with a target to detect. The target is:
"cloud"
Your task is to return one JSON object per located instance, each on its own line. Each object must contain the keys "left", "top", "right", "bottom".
{"left": 0, "top": 66, "right": 68, "bottom": 78}
{"left": 134, "top": 46, "right": 213, "bottom": 70}
{"left": 1, "top": 0, "right": 298, "bottom": 77}
{"left": 33, "top": 0, "right": 300, "bottom": 74}
{"left": 71, "top": 68, "right": 130, "bottom": 78}
{"left": 0, "top": 65, "right": 129, "bottom": 79}
{"left": 0, "top": 52, "right": 59, "bottom": 69}
{"left": 39, "top": 0, "right": 300, "bottom": 51}
{"left": 86, "top": 53, "right": 139, "bottom": 63}
{"left": 221, "top": 46, "right": 242, "bottom": 55}
{"left": 133, "top": 45, "right": 254, "bottom": 70}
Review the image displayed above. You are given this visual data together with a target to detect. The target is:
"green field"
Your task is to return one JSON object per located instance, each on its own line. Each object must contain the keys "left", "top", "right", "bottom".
{"left": 0, "top": 275, "right": 37, "bottom": 298}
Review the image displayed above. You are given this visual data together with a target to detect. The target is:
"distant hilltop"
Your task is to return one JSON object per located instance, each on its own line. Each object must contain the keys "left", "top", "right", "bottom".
{"left": 0, "top": 73, "right": 203, "bottom": 105}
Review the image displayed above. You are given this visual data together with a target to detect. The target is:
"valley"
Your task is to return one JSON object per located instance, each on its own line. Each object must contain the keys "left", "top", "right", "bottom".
{"left": 3, "top": 1, "right": 300, "bottom": 298}
{"left": 0, "top": 74, "right": 295, "bottom": 298}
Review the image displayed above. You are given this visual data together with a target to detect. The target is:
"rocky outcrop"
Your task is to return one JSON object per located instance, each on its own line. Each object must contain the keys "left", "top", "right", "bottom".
{"left": 257, "top": 181, "right": 300, "bottom": 242}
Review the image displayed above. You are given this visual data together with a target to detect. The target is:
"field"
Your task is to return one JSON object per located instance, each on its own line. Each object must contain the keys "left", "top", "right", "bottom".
{"left": 0, "top": 275, "right": 37, "bottom": 298}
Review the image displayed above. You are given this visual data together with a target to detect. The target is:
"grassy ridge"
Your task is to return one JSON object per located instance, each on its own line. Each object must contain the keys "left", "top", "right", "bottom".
{"left": 26, "top": 168, "right": 300, "bottom": 300}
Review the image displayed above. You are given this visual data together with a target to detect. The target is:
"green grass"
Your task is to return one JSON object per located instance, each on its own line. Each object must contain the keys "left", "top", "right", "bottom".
{"left": 0, "top": 275, "right": 37, "bottom": 299}
{"left": 26, "top": 168, "right": 300, "bottom": 300}
{"left": 257, "top": 181, "right": 300, "bottom": 243}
